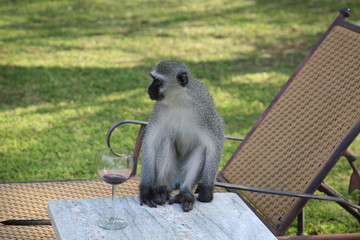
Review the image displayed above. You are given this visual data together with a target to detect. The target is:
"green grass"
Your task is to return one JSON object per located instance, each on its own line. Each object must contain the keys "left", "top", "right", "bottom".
{"left": 1, "top": 0, "right": 360, "bottom": 236}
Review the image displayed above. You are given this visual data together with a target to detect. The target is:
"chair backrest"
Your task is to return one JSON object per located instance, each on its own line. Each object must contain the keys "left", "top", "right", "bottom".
{"left": 218, "top": 10, "right": 360, "bottom": 235}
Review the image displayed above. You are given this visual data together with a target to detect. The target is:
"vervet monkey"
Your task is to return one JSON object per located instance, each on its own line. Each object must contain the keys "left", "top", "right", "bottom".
{"left": 140, "top": 60, "right": 224, "bottom": 212}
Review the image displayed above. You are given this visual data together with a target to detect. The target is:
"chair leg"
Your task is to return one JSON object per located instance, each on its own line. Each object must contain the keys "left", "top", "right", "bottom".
{"left": 343, "top": 149, "right": 360, "bottom": 195}
{"left": 297, "top": 209, "right": 305, "bottom": 236}
{"left": 318, "top": 181, "right": 360, "bottom": 222}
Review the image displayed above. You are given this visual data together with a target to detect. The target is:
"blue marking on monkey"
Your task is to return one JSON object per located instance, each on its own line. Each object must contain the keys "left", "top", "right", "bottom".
{"left": 171, "top": 176, "right": 183, "bottom": 190}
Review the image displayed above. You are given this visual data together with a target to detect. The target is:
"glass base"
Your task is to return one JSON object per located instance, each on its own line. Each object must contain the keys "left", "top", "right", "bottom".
{"left": 97, "top": 218, "right": 128, "bottom": 230}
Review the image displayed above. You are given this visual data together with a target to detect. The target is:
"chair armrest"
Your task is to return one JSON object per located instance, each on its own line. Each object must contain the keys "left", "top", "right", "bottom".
{"left": 225, "top": 136, "right": 244, "bottom": 141}
{"left": 107, "top": 120, "right": 148, "bottom": 177}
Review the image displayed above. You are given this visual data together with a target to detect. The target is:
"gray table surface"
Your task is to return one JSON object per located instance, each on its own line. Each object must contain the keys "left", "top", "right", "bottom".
{"left": 48, "top": 192, "right": 277, "bottom": 240}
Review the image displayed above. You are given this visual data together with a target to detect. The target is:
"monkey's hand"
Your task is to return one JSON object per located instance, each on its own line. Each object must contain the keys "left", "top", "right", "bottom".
{"left": 197, "top": 184, "right": 214, "bottom": 203}
{"left": 139, "top": 185, "right": 157, "bottom": 208}
{"left": 169, "top": 189, "right": 195, "bottom": 212}
{"left": 140, "top": 185, "right": 170, "bottom": 208}
{"left": 152, "top": 186, "right": 170, "bottom": 205}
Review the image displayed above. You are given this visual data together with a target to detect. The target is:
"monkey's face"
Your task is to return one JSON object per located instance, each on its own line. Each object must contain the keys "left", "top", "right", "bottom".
{"left": 148, "top": 76, "right": 165, "bottom": 101}
{"left": 148, "top": 69, "right": 189, "bottom": 101}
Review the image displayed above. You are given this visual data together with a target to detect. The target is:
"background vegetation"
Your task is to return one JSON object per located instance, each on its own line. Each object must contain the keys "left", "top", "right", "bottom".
{"left": 1, "top": 0, "right": 360, "bottom": 235}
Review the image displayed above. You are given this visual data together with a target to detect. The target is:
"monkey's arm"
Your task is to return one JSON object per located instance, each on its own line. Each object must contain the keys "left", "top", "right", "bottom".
{"left": 139, "top": 107, "right": 172, "bottom": 207}
{"left": 139, "top": 106, "right": 161, "bottom": 185}
{"left": 139, "top": 125, "right": 159, "bottom": 207}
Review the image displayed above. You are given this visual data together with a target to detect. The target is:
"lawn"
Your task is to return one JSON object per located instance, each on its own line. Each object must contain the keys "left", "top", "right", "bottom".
{"left": 1, "top": 0, "right": 360, "bottom": 235}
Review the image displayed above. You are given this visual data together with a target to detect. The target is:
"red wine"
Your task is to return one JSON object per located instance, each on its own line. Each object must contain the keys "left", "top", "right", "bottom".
{"left": 102, "top": 174, "right": 127, "bottom": 185}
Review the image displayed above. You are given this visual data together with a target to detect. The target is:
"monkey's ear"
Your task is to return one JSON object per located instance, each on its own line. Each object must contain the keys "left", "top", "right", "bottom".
{"left": 177, "top": 72, "right": 188, "bottom": 87}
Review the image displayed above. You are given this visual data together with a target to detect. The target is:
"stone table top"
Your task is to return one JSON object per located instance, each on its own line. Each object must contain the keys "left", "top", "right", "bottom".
{"left": 48, "top": 192, "right": 277, "bottom": 240}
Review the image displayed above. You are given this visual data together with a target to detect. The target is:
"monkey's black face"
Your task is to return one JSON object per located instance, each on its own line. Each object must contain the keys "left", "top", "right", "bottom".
{"left": 148, "top": 77, "right": 165, "bottom": 101}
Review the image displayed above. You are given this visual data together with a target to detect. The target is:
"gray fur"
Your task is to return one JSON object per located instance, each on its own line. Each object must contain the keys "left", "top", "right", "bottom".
{"left": 140, "top": 60, "right": 224, "bottom": 212}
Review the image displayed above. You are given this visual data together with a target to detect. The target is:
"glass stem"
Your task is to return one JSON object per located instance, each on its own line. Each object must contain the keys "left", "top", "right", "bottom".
{"left": 110, "top": 184, "right": 116, "bottom": 222}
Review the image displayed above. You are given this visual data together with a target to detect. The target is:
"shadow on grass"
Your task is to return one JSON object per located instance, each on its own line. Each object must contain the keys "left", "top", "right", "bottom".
{"left": 2, "top": 0, "right": 358, "bottom": 45}
{"left": 0, "top": 51, "right": 291, "bottom": 125}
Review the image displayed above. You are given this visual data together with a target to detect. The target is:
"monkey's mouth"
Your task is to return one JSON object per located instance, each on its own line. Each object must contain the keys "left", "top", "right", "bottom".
{"left": 148, "top": 92, "right": 164, "bottom": 101}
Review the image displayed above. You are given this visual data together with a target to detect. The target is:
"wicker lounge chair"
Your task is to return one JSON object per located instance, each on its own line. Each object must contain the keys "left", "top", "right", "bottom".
{"left": 215, "top": 8, "right": 360, "bottom": 238}
{"left": 1, "top": 8, "right": 359, "bottom": 240}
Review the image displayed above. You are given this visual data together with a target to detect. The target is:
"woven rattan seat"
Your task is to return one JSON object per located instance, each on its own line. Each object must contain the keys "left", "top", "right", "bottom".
{"left": 0, "top": 178, "right": 140, "bottom": 239}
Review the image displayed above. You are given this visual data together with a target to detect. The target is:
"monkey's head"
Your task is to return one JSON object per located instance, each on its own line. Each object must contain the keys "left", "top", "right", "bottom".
{"left": 148, "top": 60, "right": 190, "bottom": 101}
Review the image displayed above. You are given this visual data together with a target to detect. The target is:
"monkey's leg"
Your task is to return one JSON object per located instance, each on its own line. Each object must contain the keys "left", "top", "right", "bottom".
{"left": 197, "top": 145, "right": 222, "bottom": 203}
{"left": 169, "top": 146, "right": 205, "bottom": 212}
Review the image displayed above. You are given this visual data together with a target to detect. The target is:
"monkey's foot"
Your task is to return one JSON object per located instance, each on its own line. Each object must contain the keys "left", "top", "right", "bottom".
{"left": 197, "top": 185, "right": 214, "bottom": 202}
{"left": 169, "top": 189, "right": 195, "bottom": 212}
{"left": 152, "top": 185, "right": 170, "bottom": 205}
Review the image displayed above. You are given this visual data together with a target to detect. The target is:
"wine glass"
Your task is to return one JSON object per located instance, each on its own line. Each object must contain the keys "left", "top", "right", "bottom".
{"left": 97, "top": 147, "right": 134, "bottom": 230}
